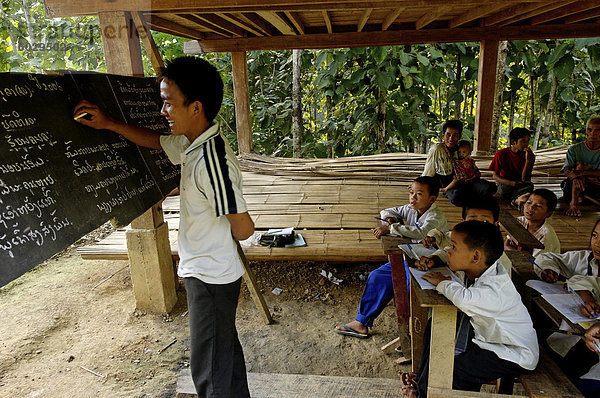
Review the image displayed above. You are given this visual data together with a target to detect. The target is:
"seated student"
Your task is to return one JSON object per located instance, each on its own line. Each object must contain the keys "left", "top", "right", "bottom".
{"left": 547, "top": 273, "right": 600, "bottom": 397}
{"left": 561, "top": 116, "right": 600, "bottom": 217}
{"left": 418, "top": 198, "right": 513, "bottom": 276}
{"left": 489, "top": 127, "right": 536, "bottom": 209}
{"left": 402, "top": 221, "right": 539, "bottom": 397}
{"left": 505, "top": 188, "right": 560, "bottom": 257}
{"left": 335, "top": 176, "right": 448, "bottom": 338}
{"left": 440, "top": 140, "right": 495, "bottom": 199}
{"left": 534, "top": 218, "right": 600, "bottom": 282}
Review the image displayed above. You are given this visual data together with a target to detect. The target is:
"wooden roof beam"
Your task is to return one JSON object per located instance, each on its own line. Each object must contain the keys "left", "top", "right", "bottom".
{"left": 415, "top": 6, "right": 450, "bottom": 30}
{"left": 284, "top": 11, "right": 305, "bottom": 34}
{"left": 256, "top": 11, "right": 297, "bottom": 35}
{"left": 357, "top": 8, "right": 372, "bottom": 32}
{"left": 449, "top": 3, "right": 509, "bottom": 28}
{"left": 176, "top": 13, "right": 231, "bottom": 37}
{"left": 482, "top": 1, "right": 568, "bottom": 26}
{"left": 132, "top": 12, "right": 164, "bottom": 74}
{"left": 564, "top": 6, "right": 600, "bottom": 23}
{"left": 216, "top": 12, "right": 265, "bottom": 36}
{"left": 193, "top": 13, "right": 247, "bottom": 37}
{"left": 530, "top": 1, "right": 600, "bottom": 25}
{"left": 146, "top": 15, "right": 206, "bottom": 40}
{"left": 183, "top": 23, "right": 600, "bottom": 53}
{"left": 322, "top": 10, "right": 332, "bottom": 33}
{"left": 382, "top": 7, "right": 405, "bottom": 31}
{"left": 497, "top": 0, "right": 579, "bottom": 26}
{"left": 235, "top": 13, "right": 273, "bottom": 36}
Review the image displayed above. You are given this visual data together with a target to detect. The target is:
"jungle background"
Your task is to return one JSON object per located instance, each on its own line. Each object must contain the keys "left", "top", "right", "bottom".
{"left": 2, "top": 0, "right": 599, "bottom": 158}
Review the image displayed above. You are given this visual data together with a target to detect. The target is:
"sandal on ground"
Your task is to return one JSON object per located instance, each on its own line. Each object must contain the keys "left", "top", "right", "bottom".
{"left": 334, "top": 324, "right": 370, "bottom": 339}
{"left": 400, "top": 371, "right": 417, "bottom": 388}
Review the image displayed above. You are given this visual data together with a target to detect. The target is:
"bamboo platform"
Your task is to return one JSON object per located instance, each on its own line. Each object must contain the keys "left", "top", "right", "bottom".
{"left": 77, "top": 146, "right": 600, "bottom": 262}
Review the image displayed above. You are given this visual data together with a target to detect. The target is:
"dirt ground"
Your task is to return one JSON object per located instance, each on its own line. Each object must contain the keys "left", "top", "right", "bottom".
{"left": 0, "top": 230, "right": 409, "bottom": 398}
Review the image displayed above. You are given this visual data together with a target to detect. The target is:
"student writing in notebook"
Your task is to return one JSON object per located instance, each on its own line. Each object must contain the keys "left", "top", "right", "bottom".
{"left": 334, "top": 176, "right": 448, "bottom": 339}
{"left": 402, "top": 221, "right": 538, "bottom": 397}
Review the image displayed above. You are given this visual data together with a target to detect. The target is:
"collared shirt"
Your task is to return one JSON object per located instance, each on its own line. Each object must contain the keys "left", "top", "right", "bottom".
{"left": 436, "top": 262, "right": 539, "bottom": 370}
{"left": 562, "top": 141, "right": 600, "bottom": 186}
{"left": 422, "top": 143, "right": 456, "bottom": 177}
{"left": 516, "top": 216, "right": 560, "bottom": 257}
{"left": 380, "top": 203, "right": 448, "bottom": 241}
{"left": 160, "top": 123, "right": 248, "bottom": 284}
{"left": 536, "top": 250, "right": 599, "bottom": 279}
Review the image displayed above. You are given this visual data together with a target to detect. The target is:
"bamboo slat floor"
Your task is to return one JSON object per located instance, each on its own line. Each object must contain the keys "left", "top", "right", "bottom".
{"left": 77, "top": 146, "right": 599, "bottom": 262}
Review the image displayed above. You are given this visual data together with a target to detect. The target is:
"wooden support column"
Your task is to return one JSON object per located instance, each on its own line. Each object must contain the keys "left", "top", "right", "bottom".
{"left": 231, "top": 51, "right": 253, "bottom": 154}
{"left": 474, "top": 40, "right": 499, "bottom": 155}
{"left": 99, "top": 11, "right": 176, "bottom": 313}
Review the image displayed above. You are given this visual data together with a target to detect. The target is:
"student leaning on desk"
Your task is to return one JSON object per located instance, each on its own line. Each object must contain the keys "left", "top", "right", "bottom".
{"left": 401, "top": 221, "right": 538, "bottom": 398}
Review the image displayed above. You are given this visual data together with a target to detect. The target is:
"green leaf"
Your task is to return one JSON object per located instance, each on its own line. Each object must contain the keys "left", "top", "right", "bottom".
{"left": 547, "top": 43, "right": 570, "bottom": 68}
{"left": 315, "top": 51, "right": 328, "bottom": 68}
{"left": 553, "top": 56, "right": 575, "bottom": 80}
{"left": 403, "top": 75, "right": 413, "bottom": 89}
{"left": 376, "top": 71, "right": 393, "bottom": 90}
{"left": 416, "top": 53, "right": 430, "bottom": 66}
{"left": 560, "top": 87, "right": 575, "bottom": 102}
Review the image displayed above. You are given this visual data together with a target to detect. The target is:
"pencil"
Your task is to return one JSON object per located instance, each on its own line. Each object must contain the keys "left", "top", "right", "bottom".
{"left": 527, "top": 257, "right": 544, "bottom": 273}
{"left": 568, "top": 287, "right": 597, "bottom": 318}
{"left": 405, "top": 242, "right": 421, "bottom": 261}
{"left": 414, "top": 222, "right": 438, "bottom": 249}
{"left": 374, "top": 216, "right": 391, "bottom": 224}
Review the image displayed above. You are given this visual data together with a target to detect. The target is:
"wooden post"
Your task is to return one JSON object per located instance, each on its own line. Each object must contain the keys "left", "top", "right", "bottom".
{"left": 236, "top": 242, "right": 273, "bottom": 324}
{"left": 428, "top": 306, "right": 457, "bottom": 389}
{"left": 231, "top": 51, "right": 253, "bottom": 154}
{"left": 473, "top": 40, "right": 499, "bottom": 155}
{"left": 99, "top": 11, "right": 176, "bottom": 313}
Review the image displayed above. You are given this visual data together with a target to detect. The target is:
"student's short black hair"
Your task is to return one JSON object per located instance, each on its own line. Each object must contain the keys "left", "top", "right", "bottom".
{"left": 461, "top": 198, "right": 500, "bottom": 222}
{"left": 442, "top": 120, "right": 463, "bottom": 134}
{"left": 452, "top": 220, "right": 504, "bottom": 266}
{"left": 414, "top": 176, "right": 440, "bottom": 198}
{"left": 508, "top": 127, "right": 532, "bottom": 145}
{"left": 160, "top": 56, "right": 224, "bottom": 123}
{"left": 529, "top": 188, "right": 558, "bottom": 213}
{"left": 457, "top": 140, "right": 472, "bottom": 150}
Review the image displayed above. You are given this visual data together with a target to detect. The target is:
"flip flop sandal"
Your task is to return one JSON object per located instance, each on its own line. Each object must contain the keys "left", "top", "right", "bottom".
{"left": 400, "top": 371, "right": 417, "bottom": 388}
{"left": 334, "top": 325, "right": 370, "bottom": 339}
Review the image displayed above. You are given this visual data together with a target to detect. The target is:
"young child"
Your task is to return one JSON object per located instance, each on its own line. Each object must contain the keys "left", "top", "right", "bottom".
{"left": 418, "top": 198, "right": 513, "bottom": 276}
{"left": 335, "top": 176, "right": 448, "bottom": 338}
{"left": 505, "top": 188, "right": 560, "bottom": 257}
{"left": 489, "top": 127, "right": 535, "bottom": 209}
{"left": 402, "top": 221, "right": 539, "bottom": 397}
{"left": 440, "top": 140, "right": 481, "bottom": 194}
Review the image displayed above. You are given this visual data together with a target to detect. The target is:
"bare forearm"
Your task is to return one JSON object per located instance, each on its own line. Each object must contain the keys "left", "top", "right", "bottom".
{"left": 106, "top": 119, "right": 162, "bottom": 150}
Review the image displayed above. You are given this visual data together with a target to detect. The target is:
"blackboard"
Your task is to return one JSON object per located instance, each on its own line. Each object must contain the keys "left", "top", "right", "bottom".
{"left": 0, "top": 71, "right": 180, "bottom": 287}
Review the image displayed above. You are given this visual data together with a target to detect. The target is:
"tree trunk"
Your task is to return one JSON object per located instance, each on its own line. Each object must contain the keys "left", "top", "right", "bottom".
{"left": 21, "top": 0, "right": 36, "bottom": 46}
{"left": 0, "top": 3, "right": 17, "bottom": 50}
{"left": 541, "top": 74, "right": 558, "bottom": 148}
{"left": 376, "top": 88, "right": 387, "bottom": 152}
{"left": 490, "top": 41, "right": 508, "bottom": 152}
{"left": 454, "top": 54, "right": 462, "bottom": 119}
{"left": 533, "top": 114, "right": 544, "bottom": 150}
{"left": 469, "top": 81, "right": 475, "bottom": 119}
{"left": 292, "top": 49, "right": 303, "bottom": 158}
{"left": 529, "top": 75, "right": 536, "bottom": 130}
{"left": 509, "top": 91, "right": 516, "bottom": 132}
{"left": 326, "top": 96, "right": 333, "bottom": 158}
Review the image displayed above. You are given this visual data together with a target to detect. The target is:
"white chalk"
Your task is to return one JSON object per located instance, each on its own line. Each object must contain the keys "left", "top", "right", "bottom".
{"left": 74, "top": 112, "right": 90, "bottom": 121}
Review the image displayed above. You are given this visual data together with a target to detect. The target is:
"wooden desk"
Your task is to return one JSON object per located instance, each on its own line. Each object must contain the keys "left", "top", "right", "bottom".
{"left": 499, "top": 208, "right": 544, "bottom": 251}
{"left": 410, "top": 272, "right": 458, "bottom": 390}
{"left": 533, "top": 296, "right": 586, "bottom": 334}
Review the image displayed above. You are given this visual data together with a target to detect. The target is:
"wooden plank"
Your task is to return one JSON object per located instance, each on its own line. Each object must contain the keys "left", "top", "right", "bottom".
{"left": 530, "top": 0, "right": 600, "bottom": 25}
{"left": 564, "top": 6, "right": 600, "bottom": 23}
{"left": 256, "top": 11, "right": 297, "bottom": 35}
{"left": 321, "top": 10, "right": 332, "bottom": 33}
{"left": 284, "top": 11, "right": 305, "bottom": 34}
{"left": 499, "top": 208, "right": 545, "bottom": 250}
{"left": 176, "top": 13, "right": 232, "bottom": 37}
{"left": 382, "top": 7, "right": 404, "bottom": 31}
{"left": 473, "top": 39, "right": 498, "bottom": 154}
{"left": 236, "top": 242, "right": 273, "bottom": 324}
{"left": 193, "top": 13, "right": 247, "bottom": 37}
{"left": 236, "top": 12, "right": 274, "bottom": 36}
{"left": 216, "top": 12, "right": 265, "bottom": 36}
{"left": 132, "top": 12, "right": 165, "bottom": 75}
{"left": 428, "top": 306, "right": 457, "bottom": 390}
{"left": 498, "top": 0, "right": 579, "bottom": 26}
{"left": 231, "top": 51, "right": 253, "bottom": 154}
{"left": 147, "top": 15, "right": 207, "bottom": 39}
{"left": 448, "top": 3, "right": 508, "bottom": 28}
{"left": 357, "top": 8, "right": 372, "bottom": 32}
{"left": 428, "top": 387, "right": 523, "bottom": 397}
{"left": 410, "top": 273, "right": 428, "bottom": 372}
{"left": 415, "top": 6, "right": 450, "bottom": 30}
{"left": 183, "top": 23, "right": 600, "bottom": 53}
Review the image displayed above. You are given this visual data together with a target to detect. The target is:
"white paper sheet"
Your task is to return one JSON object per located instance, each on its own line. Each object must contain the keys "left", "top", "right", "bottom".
{"left": 398, "top": 243, "right": 436, "bottom": 261}
{"left": 525, "top": 279, "right": 568, "bottom": 295}
{"left": 542, "top": 293, "right": 600, "bottom": 323}
{"left": 409, "top": 266, "right": 464, "bottom": 290}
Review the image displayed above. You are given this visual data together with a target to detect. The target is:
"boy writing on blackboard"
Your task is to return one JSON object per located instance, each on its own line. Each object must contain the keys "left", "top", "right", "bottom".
{"left": 74, "top": 56, "right": 254, "bottom": 398}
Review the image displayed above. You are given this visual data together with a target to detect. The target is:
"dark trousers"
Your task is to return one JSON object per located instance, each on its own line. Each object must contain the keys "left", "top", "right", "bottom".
{"left": 434, "top": 173, "right": 497, "bottom": 207}
{"left": 184, "top": 277, "right": 250, "bottom": 398}
{"left": 416, "top": 319, "right": 527, "bottom": 397}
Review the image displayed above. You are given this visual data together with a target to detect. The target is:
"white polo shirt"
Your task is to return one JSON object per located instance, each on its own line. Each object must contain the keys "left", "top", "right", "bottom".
{"left": 160, "top": 123, "right": 247, "bottom": 284}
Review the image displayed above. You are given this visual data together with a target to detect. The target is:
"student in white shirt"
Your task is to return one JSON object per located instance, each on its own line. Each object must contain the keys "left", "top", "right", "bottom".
{"left": 535, "top": 218, "right": 600, "bottom": 282}
{"left": 505, "top": 188, "right": 561, "bottom": 257}
{"left": 335, "top": 176, "right": 448, "bottom": 338}
{"left": 418, "top": 198, "right": 513, "bottom": 275}
{"left": 402, "top": 221, "right": 538, "bottom": 397}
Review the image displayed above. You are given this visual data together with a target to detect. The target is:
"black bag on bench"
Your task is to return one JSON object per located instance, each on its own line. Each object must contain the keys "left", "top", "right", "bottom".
{"left": 259, "top": 231, "right": 295, "bottom": 247}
